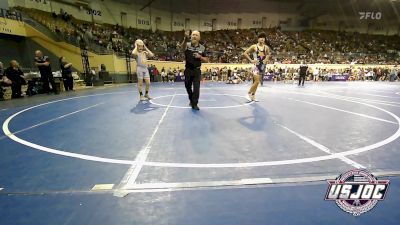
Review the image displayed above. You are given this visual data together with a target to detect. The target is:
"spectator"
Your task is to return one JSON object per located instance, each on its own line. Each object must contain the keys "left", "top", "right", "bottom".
{"left": 59, "top": 56, "right": 74, "bottom": 91}
{"left": 18, "top": 7, "right": 400, "bottom": 65}
{"left": 0, "top": 61, "right": 3, "bottom": 75}
{"left": 168, "top": 68, "right": 175, "bottom": 82}
{"left": 161, "top": 67, "right": 167, "bottom": 82}
{"left": 390, "top": 65, "right": 398, "bottom": 82}
{"left": 3, "top": 60, "right": 26, "bottom": 99}
{"left": 0, "top": 61, "right": 12, "bottom": 100}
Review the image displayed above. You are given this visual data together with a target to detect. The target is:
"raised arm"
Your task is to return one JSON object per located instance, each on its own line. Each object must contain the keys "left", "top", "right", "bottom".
{"left": 35, "top": 57, "right": 50, "bottom": 66}
{"left": 180, "top": 30, "right": 190, "bottom": 51}
{"left": 193, "top": 47, "right": 209, "bottom": 63}
{"left": 131, "top": 43, "right": 139, "bottom": 58}
{"left": 198, "top": 55, "right": 209, "bottom": 63}
{"left": 144, "top": 44, "right": 154, "bottom": 58}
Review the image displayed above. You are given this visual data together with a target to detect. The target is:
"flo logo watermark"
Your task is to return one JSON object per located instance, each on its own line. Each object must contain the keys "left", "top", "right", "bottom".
{"left": 325, "top": 169, "right": 389, "bottom": 216}
{"left": 359, "top": 12, "right": 382, "bottom": 20}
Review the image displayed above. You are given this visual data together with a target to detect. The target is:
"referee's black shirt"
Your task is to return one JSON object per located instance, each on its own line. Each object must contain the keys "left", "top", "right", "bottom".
{"left": 35, "top": 56, "right": 52, "bottom": 76}
{"left": 184, "top": 42, "right": 206, "bottom": 70}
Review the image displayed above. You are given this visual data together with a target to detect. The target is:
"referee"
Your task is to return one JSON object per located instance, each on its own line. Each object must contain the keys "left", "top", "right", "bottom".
{"left": 180, "top": 30, "right": 208, "bottom": 110}
{"left": 35, "top": 50, "right": 57, "bottom": 94}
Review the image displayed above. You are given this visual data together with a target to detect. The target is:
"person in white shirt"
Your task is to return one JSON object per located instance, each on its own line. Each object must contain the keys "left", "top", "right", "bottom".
{"left": 313, "top": 67, "right": 319, "bottom": 81}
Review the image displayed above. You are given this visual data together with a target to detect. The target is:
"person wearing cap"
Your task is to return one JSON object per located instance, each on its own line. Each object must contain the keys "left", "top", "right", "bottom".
{"left": 243, "top": 32, "right": 271, "bottom": 102}
{"left": 132, "top": 39, "right": 154, "bottom": 101}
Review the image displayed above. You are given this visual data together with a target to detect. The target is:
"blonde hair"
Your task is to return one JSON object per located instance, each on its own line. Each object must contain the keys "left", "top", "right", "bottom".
{"left": 135, "top": 39, "right": 144, "bottom": 46}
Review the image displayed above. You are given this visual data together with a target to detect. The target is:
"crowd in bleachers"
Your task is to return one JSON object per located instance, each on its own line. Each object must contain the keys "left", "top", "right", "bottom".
{"left": 2, "top": 7, "right": 400, "bottom": 101}
{"left": 142, "top": 64, "right": 399, "bottom": 84}
{"left": 0, "top": 8, "right": 22, "bottom": 21}
{"left": 16, "top": 7, "right": 400, "bottom": 65}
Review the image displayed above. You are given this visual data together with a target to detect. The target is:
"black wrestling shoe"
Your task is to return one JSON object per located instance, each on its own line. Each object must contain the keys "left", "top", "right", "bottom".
{"left": 192, "top": 105, "right": 200, "bottom": 110}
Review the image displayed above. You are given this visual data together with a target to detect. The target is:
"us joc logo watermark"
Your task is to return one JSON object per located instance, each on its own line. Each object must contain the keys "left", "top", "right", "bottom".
{"left": 325, "top": 169, "right": 389, "bottom": 216}
{"left": 359, "top": 12, "right": 382, "bottom": 20}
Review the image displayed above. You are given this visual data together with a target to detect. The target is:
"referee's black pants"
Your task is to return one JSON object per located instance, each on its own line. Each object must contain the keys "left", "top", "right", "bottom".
{"left": 299, "top": 74, "right": 306, "bottom": 86}
{"left": 41, "top": 72, "right": 57, "bottom": 93}
{"left": 184, "top": 68, "right": 201, "bottom": 106}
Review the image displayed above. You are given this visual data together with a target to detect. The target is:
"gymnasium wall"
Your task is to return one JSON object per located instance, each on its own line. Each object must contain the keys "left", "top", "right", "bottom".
{"left": 0, "top": 18, "right": 26, "bottom": 36}
{"left": 8, "top": 0, "right": 400, "bottom": 34}
{"left": 0, "top": 33, "right": 62, "bottom": 71}
{"left": 24, "top": 23, "right": 139, "bottom": 73}
{"left": 310, "top": 14, "right": 400, "bottom": 35}
{"left": 8, "top": 0, "right": 295, "bottom": 31}
{"left": 0, "top": 0, "right": 9, "bottom": 9}
{"left": 0, "top": 34, "right": 31, "bottom": 68}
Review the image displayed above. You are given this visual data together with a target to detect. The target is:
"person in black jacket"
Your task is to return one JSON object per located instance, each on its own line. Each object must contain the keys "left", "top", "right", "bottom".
{"left": 3, "top": 60, "right": 26, "bottom": 99}
{"left": 59, "top": 56, "right": 74, "bottom": 91}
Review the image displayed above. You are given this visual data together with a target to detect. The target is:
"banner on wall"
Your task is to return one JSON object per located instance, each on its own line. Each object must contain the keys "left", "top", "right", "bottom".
{"left": 138, "top": 19, "right": 150, "bottom": 26}
{"left": 330, "top": 74, "right": 350, "bottom": 81}
{"left": 262, "top": 74, "right": 274, "bottom": 81}
{"left": 88, "top": 1, "right": 102, "bottom": 17}
{"left": 173, "top": 21, "right": 184, "bottom": 27}
{"left": 0, "top": 19, "right": 26, "bottom": 36}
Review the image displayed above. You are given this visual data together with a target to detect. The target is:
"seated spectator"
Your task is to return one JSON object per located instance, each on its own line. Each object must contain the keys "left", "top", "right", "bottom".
{"left": 0, "top": 62, "right": 13, "bottom": 100}
{"left": 167, "top": 68, "right": 175, "bottom": 82}
{"left": 226, "top": 72, "right": 244, "bottom": 84}
{"left": 3, "top": 60, "right": 26, "bottom": 99}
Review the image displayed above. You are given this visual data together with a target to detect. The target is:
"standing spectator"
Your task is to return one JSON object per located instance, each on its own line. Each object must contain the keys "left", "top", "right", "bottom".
{"left": 148, "top": 64, "right": 154, "bottom": 82}
{"left": 153, "top": 66, "right": 159, "bottom": 82}
{"left": 313, "top": 67, "right": 319, "bottom": 81}
{"left": 59, "top": 56, "right": 74, "bottom": 91}
{"left": 161, "top": 67, "right": 167, "bottom": 82}
{"left": 179, "top": 69, "right": 184, "bottom": 81}
{"left": 298, "top": 61, "right": 308, "bottom": 87}
{"left": 35, "top": 50, "right": 57, "bottom": 94}
{"left": 168, "top": 68, "right": 175, "bottom": 82}
{"left": 173, "top": 68, "right": 178, "bottom": 82}
{"left": 3, "top": 60, "right": 25, "bottom": 99}
{"left": 211, "top": 68, "right": 218, "bottom": 81}
{"left": 0, "top": 62, "right": 3, "bottom": 76}
{"left": 390, "top": 65, "right": 398, "bottom": 82}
